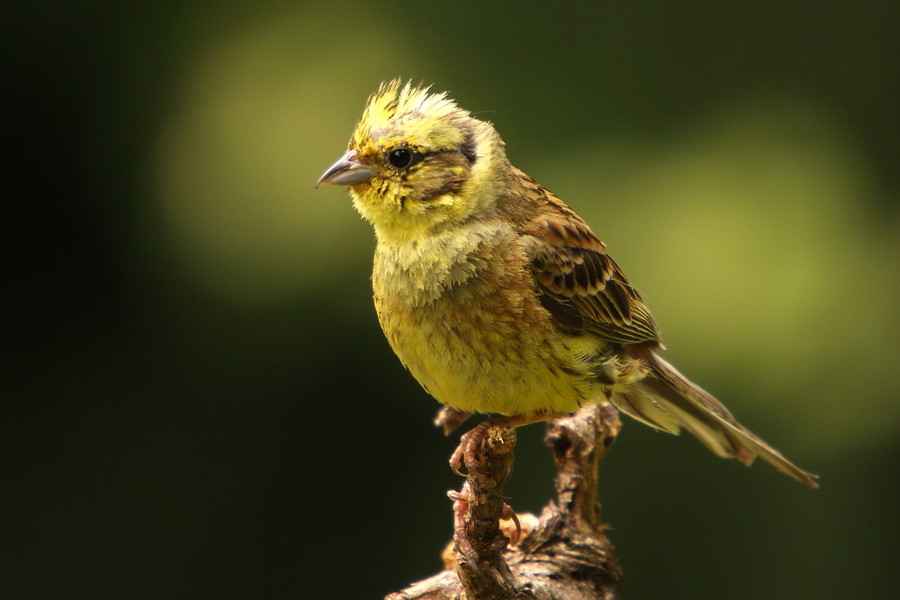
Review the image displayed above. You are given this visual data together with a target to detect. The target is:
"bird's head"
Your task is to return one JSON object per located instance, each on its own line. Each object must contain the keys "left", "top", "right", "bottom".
{"left": 317, "top": 80, "right": 509, "bottom": 243}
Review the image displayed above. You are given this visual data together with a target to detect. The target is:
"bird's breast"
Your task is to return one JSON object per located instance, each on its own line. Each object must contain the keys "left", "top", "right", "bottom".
{"left": 371, "top": 224, "right": 599, "bottom": 415}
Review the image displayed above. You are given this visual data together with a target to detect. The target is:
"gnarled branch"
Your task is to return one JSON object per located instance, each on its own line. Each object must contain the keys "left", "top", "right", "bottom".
{"left": 386, "top": 403, "right": 622, "bottom": 600}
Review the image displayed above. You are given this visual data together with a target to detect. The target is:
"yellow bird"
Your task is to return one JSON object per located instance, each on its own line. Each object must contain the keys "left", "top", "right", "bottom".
{"left": 317, "top": 79, "right": 818, "bottom": 488}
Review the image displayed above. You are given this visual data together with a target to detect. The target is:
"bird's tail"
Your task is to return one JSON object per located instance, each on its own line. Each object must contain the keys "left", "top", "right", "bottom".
{"left": 611, "top": 351, "right": 819, "bottom": 488}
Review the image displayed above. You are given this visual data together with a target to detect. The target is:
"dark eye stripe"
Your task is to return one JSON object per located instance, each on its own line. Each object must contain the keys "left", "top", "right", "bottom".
{"left": 460, "top": 131, "right": 477, "bottom": 165}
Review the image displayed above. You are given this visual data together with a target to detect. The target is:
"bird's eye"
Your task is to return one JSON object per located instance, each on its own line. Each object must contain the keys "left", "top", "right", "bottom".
{"left": 387, "top": 147, "right": 423, "bottom": 169}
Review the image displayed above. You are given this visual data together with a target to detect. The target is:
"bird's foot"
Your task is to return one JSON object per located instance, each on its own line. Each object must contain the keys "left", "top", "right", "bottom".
{"left": 449, "top": 418, "right": 517, "bottom": 487}
{"left": 449, "top": 413, "right": 561, "bottom": 483}
{"left": 434, "top": 406, "right": 472, "bottom": 436}
{"left": 447, "top": 489, "right": 479, "bottom": 565}
{"left": 500, "top": 501, "right": 522, "bottom": 546}
{"left": 448, "top": 489, "right": 522, "bottom": 567}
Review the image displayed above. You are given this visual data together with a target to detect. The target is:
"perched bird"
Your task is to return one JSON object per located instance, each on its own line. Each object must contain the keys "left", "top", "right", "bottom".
{"left": 317, "top": 79, "right": 818, "bottom": 488}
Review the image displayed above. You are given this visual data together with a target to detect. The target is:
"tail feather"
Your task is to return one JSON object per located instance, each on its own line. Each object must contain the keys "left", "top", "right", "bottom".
{"left": 611, "top": 352, "right": 819, "bottom": 488}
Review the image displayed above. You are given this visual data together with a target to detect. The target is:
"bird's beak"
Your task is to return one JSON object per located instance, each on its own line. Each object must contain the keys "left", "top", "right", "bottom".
{"left": 315, "top": 151, "right": 376, "bottom": 188}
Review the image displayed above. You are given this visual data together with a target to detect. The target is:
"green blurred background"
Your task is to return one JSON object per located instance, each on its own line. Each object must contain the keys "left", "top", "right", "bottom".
{"left": 6, "top": 1, "right": 898, "bottom": 598}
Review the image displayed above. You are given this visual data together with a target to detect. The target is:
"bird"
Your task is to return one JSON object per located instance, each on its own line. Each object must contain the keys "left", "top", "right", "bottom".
{"left": 316, "top": 79, "right": 818, "bottom": 488}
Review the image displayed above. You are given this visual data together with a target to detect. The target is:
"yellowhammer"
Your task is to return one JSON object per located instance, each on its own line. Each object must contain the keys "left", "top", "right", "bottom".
{"left": 317, "top": 79, "right": 818, "bottom": 488}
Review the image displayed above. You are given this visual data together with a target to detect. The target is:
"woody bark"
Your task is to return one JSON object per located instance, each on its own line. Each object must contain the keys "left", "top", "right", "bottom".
{"left": 385, "top": 403, "right": 622, "bottom": 600}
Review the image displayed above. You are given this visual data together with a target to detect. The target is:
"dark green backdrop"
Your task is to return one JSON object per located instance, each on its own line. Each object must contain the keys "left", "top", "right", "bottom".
{"left": 6, "top": 2, "right": 898, "bottom": 598}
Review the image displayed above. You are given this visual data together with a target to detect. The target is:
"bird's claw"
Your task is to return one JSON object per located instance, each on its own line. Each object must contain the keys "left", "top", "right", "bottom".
{"left": 449, "top": 420, "right": 507, "bottom": 487}
{"left": 448, "top": 489, "right": 521, "bottom": 553}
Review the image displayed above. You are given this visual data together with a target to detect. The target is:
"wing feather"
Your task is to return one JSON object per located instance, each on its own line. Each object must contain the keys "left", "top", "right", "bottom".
{"left": 521, "top": 187, "right": 661, "bottom": 346}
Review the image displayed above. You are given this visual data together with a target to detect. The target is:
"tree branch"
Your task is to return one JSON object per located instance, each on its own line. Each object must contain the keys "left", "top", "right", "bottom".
{"left": 386, "top": 403, "right": 622, "bottom": 600}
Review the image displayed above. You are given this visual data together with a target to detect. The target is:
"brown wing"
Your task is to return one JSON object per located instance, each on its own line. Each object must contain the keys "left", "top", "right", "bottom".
{"left": 521, "top": 188, "right": 661, "bottom": 346}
